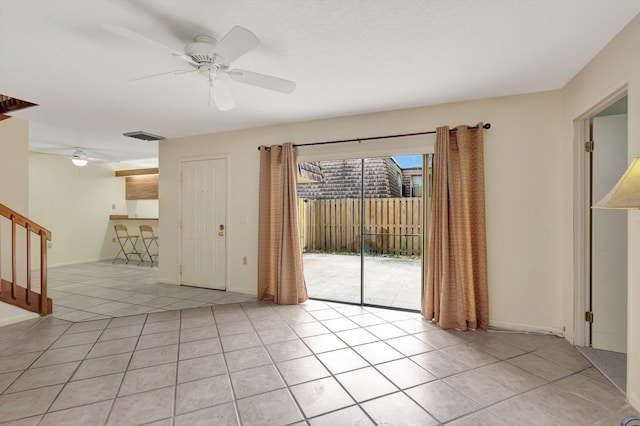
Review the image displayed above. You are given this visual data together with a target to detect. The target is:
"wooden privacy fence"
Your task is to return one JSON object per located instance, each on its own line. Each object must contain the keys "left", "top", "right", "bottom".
{"left": 298, "top": 197, "right": 423, "bottom": 256}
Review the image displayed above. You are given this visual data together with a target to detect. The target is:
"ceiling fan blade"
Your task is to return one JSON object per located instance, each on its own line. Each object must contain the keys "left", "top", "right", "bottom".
{"left": 30, "top": 144, "right": 75, "bottom": 154}
{"left": 31, "top": 143, "right": 121, "bottom": 164}
{"left": 210, "top": 80, "right": 236, "bottom": 111}
{"left": 212, "top": 26, "right": 259, "bottom": 64}
{"left": 102, "top": 23, "right": 197, "bottom": 65}
{"left": 128, "top": 69, "right": 196, "bottom": 84}
{"left": 227, "top": 69, "right": 296, "bottom": 94}
{"left": 71, "top": 147, "right": 120, "bottom": 164}
{"left": 87, "top": 156, "right": 120, "bottom": 164}
{"left": 171, "top": 53, "right": 198, "bottom": 66}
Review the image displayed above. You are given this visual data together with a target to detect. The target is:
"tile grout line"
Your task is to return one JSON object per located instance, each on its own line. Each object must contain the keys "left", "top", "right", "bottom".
{"left": 307, "top": 306, "right": 436, "bottom": 424}
{"left": 1, "top": 287, "right": 635, "bottom": 425}
{"left": 107, "top": 312, "right": 152, "bottom": 423}
{"left": 266, "top": 304, "right": 397, "bottom": 423}
{"left": 259, "top": 304, "right": 574, "bottom": 425}
{"left": 38, "top": 315, "right": 120, "bottom": 422}
{"left": 0, "top": 319, "right": 75, "bottom": 408}
{"left": 213, "top": 304, "right": 245, "bottom": 425}
{"left": 245, "top": 302, "right": 318, "bottom": 424}
{"left": 171, "top": 307, "right": 183, "bottom": 423}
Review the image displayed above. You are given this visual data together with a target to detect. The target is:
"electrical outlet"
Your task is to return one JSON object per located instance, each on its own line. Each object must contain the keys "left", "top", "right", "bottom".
{"left": 112, "top": 204, "right": 116, "bottom": 210}
{"left": 47, "top": 242, "right": 52, "bottom": 249}
{"left": 112, "top": 237, "right": 116, "bottom": 243}
{"left": 243, "top": 256, "right": 247, "bottom": 265}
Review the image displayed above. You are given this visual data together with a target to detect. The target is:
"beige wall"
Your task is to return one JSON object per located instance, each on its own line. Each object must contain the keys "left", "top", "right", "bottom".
{"left": 561, "top": 14, "right": 640, "bottom": 410}
{"left": 160, "top": 90, "right": 565, "bottom": 334}
{"left": 28, "top": 153, "right": 127, "bottom": 266}
{"left": 0, "top": 118, "right": 38, "bottom": 325}
{"left": 0, "top": 118, "right": 29, "bottom": 212}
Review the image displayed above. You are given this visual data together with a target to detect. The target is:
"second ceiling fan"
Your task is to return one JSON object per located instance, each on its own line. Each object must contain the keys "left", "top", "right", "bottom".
{"left": 103, "top": 23, "right": 296, "bottom": 110}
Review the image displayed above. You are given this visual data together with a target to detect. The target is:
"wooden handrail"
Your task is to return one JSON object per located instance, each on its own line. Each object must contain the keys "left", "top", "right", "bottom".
{"left": 0, "top": 203, "right": 52, "bottom": 316}
{"left": 0, "top": 204, "right": 51, "bottom": 239}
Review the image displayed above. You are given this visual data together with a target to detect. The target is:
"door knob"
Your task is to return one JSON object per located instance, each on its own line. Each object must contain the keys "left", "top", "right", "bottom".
{"left": 218, "top": 224, "right": 225, "bottom": 237}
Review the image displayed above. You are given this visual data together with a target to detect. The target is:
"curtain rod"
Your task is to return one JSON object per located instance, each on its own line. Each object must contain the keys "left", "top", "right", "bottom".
{"left": 257, "top": 123, "right": 491, "bottom": 150}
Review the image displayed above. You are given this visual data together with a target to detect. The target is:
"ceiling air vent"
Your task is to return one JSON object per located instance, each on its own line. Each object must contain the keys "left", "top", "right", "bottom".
{"left": 123, "top": 131, "right": 166, "bottom": 141}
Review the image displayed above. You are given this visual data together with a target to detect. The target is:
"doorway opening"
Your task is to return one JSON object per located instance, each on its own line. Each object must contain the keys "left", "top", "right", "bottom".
{"left": 297, "top": 154, "right": 429, "bottom": 311}
{"left": 579, "top": 94, "right": 628, "bottom": 393}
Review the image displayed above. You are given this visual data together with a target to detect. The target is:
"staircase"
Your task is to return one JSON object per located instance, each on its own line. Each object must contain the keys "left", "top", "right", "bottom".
{"left": 0, "top": 204, "right": 52, "bottom": 315}
{"left": 0, "top": 94, "right": 37, "bottom": 121}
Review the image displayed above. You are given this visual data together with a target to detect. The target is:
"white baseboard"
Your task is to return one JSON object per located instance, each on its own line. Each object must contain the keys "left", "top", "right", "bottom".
{"left": 226, "top": 287, "right": 255, "bottom": 296}
{"left": 0, "top": 302, "right": 39, "bottom": 327}
{"left": 47, "top": 258, "right": 110, "bottom": 268}
{"left": 155, "top": 280, "right": 254, "bottom": 295}
{"left": 489, "top": 320, "right": 564, "bottom": 337}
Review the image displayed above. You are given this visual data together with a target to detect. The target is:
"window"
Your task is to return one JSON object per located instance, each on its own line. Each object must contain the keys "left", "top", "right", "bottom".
{"left": 411, "top": 174, "right": 422, "bottom": 197}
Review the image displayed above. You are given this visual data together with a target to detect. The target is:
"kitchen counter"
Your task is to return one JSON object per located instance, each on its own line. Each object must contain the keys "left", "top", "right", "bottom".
{"left": 109, "top": 215, "right": 158, "bottom": 220}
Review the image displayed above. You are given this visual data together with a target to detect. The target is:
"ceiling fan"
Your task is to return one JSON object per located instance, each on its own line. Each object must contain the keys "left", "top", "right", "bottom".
{"left": 103, "top": 24, "right": 296, "bottom": 110}
{"left": 64, "top": 148, "right": 121, "bottom": 167}
{"left": 31, "top": 144, "right": 120, "bottom": 167}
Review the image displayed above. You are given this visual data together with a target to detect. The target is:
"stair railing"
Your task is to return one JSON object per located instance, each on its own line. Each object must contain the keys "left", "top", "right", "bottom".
{"left": 0, "top": 203, "right": 52, "bottom": 315}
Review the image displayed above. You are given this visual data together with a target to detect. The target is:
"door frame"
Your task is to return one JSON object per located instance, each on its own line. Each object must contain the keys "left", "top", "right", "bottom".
{"left": 178, "top": 154, "right": 230, "bottom": 289}
{"left": 573, "top": 86, "right": 627, "bottom": 347}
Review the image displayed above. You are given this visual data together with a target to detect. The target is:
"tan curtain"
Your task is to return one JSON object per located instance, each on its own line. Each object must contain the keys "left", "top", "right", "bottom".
{"left": 258, "top": 143, "right": 308, "bottom": 304}
{"left": 423, "top": 124, "right": 489, "bottom": 330}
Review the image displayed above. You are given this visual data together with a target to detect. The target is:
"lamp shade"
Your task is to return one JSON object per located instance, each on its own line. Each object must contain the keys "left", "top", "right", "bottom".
{"left": 593, "top": 157, "right": 640, "bottom": 209}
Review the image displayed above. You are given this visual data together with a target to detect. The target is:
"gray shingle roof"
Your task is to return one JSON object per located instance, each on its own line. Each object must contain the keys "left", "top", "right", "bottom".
{"left": 297, "top": 158, "right": 403, "bottom": 199}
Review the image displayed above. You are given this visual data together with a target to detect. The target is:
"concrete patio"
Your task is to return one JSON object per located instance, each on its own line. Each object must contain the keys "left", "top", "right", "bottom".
{"left": 303, "top": 253, "right": 421, "bottom": 311}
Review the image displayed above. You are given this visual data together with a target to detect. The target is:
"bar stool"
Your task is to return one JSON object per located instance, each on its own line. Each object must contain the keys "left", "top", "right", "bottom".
{"left": 139, "top": 225, "right": 159, "bottom": 266}
{"left": 113, "top": 224, "right": 143, "bottom": 264}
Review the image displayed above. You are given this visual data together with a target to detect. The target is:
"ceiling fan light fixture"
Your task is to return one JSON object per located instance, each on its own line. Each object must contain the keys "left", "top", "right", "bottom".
{"left": 71, "top": 149, "right": 88, "bottom": 167}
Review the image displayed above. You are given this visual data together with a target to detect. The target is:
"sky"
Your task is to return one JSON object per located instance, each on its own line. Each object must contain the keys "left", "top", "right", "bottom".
{"left": 392, "top": 155, "right": 422, "bottom": 168}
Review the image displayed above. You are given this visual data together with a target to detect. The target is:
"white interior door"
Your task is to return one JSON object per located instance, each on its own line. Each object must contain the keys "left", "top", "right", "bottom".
{"left": 181, "top": 158, "right": 227, "bottom": 290}
{"left": 591, "top": 114, "right": 627, "bottom": 353}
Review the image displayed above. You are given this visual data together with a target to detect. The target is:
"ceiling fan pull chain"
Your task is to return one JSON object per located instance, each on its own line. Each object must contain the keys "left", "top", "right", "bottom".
{"left": 208, "top": 69, "right": 212, "bottom": 107}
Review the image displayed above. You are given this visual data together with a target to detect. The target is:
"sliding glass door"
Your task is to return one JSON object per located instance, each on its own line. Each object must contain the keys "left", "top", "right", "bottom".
{"left": 298, "top": 155, "right": 425, "bottom": 311}
{"left": 298, "top": 159, "right": 362, "bottom": 304}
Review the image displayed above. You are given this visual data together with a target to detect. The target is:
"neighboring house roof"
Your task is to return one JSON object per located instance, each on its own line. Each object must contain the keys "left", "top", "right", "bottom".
{"left": 297, "top": 158, "right": 404, "bottom": 199}
{"left": 297, "top": 162, "right": 324, "bottom": 183}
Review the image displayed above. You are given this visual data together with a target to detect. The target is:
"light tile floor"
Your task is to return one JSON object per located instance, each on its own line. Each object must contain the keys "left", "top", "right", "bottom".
{"left": 579, "top": 346, "right": 627, "bottom": 393}
{"left": 1, "top": 299, "right": 639, "bottom": 425}
{"left": 41, "top": 262, "right": 256, "bottom": 322}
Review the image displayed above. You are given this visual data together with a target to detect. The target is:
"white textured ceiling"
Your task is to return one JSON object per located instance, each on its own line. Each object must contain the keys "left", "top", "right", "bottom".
{"left": 1, "top": 0, "right": 639, "bottom": 164}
